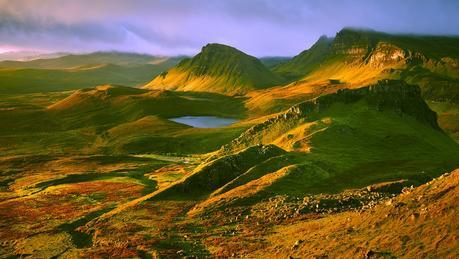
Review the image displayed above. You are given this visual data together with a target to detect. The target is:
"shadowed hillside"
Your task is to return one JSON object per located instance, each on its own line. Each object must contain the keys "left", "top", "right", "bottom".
{"left": 249, "top": 29, "right": 459, "bottom": 139}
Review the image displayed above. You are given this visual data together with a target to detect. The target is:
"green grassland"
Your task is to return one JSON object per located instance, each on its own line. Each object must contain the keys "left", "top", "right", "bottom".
{"left": 148, "top": 81, "right": 458, "bottom": 213}
{"left": 0, "top": 84, "right": 249, "bottom": 156}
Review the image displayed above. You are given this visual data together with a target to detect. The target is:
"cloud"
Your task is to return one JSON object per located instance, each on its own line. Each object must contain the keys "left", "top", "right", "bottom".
{"left": 0, "top": 0, "right": 458, "bottom": 56}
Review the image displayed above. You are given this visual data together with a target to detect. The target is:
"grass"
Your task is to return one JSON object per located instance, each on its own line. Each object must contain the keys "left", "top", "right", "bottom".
{"left": 0, "top": 86, "right": 248, "bottom": 156}
{"left": 57, "top": 207, "right": 114, "bottom": 248}
{"left": 180, "top": 83, "right": 459, "bottom": 213}
{"left": 35, "top": 163, "right": 166, "bottom": 195}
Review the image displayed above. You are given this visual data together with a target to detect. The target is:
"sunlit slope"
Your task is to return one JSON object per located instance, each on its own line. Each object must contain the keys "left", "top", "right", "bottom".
{"left": 250, "top": 28, "right": 459, "bottom": 138}
{"left": 0, "top": 52, "right": 183, "bottom": 93}
{"left": 0, "top": 85, "right": 249, "bottom": 155}
{"left": 254, "top": 168, "right": 459, "bottom": 258}
{"left": 276, "top": 28, "right": 459, "bottom": 101}
{"left": 157, "top": 80, "right": 459, "bottom": 213}
{"left": 146, "top": 43, "right": 284, "bottom": 95}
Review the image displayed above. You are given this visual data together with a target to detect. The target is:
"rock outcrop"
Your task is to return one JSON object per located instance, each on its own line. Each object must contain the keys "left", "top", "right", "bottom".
{"left": 220, "top": 80, "right": 441, "bottom": 155}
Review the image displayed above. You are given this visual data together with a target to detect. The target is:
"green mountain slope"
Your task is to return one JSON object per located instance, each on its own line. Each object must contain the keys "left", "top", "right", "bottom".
{"left": 0, "top": 84, "right": 248, "bottom": 155}
{"left": 273, "top": 35, "right": 333, "bottom": 80}
{"left": 275, "top": 28, "right": 459, "bottom": 101}
{"left": 151, "top": 80, "right": 459, "bottom": 213}
{"left": 259, "top": 56, "right": 291, "bottom": 68}
{"left": 146, "top": 43, "right": 284, "bottom": 95}
{"left": 0, "top": 52, "right": 183, "bottom": 94}
{"left": 259, "top": 28, "right": 459, "bottom": 139}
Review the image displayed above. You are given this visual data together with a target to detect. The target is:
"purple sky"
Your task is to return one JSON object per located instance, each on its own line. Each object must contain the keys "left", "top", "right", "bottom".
{"left": 1, "top": 0, "right": 459, "bottom": 56}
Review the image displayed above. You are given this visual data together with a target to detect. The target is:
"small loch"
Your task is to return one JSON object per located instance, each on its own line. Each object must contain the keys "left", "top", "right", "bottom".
{"left": 169, "top": 116, "right": 237, "bottom": 128}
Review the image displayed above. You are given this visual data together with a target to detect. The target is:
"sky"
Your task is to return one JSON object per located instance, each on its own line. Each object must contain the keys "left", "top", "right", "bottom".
{"left": 1, "top": 0, "right": 459, "bottom": 57}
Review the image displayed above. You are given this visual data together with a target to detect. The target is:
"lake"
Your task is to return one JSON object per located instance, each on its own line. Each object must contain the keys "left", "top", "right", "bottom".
{"left": 169, "top": 116, "right": 237, "bottom": 128}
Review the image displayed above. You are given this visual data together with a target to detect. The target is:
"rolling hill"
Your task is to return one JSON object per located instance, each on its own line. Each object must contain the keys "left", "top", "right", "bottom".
{"left": 0, "top": 84, "right": 249, "bottom": 156}
{"left": 145, "top": 43, "right": 284, "bottom": 95}
{"left": 128, "top": 80, "right": 458, "bottom": 213}
{"left": 0, "top": 52, "right": 183, "bottom": 94}
{"left": 0, "top": 51, "right": 179, "bottom": 69}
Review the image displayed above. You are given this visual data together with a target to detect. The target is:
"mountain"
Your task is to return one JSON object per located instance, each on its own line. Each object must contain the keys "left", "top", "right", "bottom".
{"left": 275, "top": 28, "right": 459, "bottom": 101}
{"left": 253, "top": 28, "right": 459, "bottom": 140}
{"left": 145, "top": 43, "right": 284, "bottom": 95}
{"left": 273, "top": 35, "right": 333, "bottom": 80}
{"left": 1, "top": 29, "right": 459, "bottom": 258}
{"left": 134, "top": 80, "right": 458, "bottom": 208}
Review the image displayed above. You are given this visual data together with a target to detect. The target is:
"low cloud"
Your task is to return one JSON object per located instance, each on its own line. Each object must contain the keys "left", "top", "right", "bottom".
{"left": 1, "top": 0, "right": 458, "bottom": 56}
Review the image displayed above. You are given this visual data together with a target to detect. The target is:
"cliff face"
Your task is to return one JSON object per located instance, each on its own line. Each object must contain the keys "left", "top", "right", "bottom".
{"left": 273, "top": 28, "right": 459, "bottom": 103}
{"left": 330, "top": 28, "right": 379, "bottom": 57}
{"left": 290, "top": 80, "right": 439, "bottom": 129}
{"left": 220, "top": 80, "right": 441, "bottom": 155}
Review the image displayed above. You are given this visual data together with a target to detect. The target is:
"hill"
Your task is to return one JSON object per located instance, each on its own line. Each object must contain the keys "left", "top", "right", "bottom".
{"left": 273, "top": 35, "right": 333, "bottom": 80}
{"left": 251, "top": 28, "right": 459, "bottom": 139}
{"left": 145, "top": 43, "right": 284, "bottom": 95}
{"left": 126, "top": 80, "right": 458, "bottom": 212}
{"left": 274, "top": 28, "right": 459, "bottom": 101}
{"left": 0, "top": 51, "right": 180, "bottom": 69}
{"left": 0, "top": 84, "right": 248, "bottom": 156}
{"left": 253, "top": 168, "right": 459, "bottom": 258}
{"left": 0, "top": 52, "right": 183, "bottom": 93}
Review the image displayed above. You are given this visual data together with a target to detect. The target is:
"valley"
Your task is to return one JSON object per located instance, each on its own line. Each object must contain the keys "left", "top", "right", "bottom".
{"left": 0, "top": 28, "right": 458, "bottom": 258}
